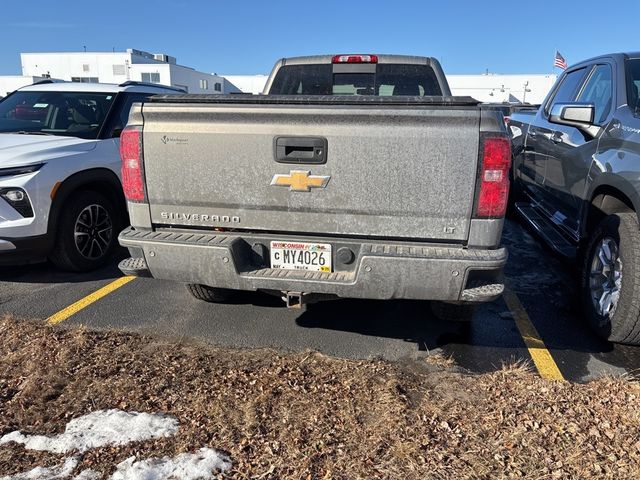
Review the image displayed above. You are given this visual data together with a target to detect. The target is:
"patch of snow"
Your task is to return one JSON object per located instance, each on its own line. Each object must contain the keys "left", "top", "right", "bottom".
{"left": 73, "top": 470, "right": 102, "bottom": 480}
{"left": 0, "top": 456, "right": 79, "bottom": 480}
{"left": 0, "top": 410, "right": 231, "bottom": 479}
{"left": 0, "top": 410, "right": 179, "bottom": 454}
{"left": 110, "top": 448, "right": 232, "bottom": 480}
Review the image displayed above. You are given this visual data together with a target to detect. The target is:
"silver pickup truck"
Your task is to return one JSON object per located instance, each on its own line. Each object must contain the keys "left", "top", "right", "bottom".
{"left": 117, "top": 54, "right": 510, "bottom": 317}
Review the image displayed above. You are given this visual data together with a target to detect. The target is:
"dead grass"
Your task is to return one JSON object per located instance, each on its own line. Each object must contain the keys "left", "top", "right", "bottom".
{"left": 0, "top": 315, "right": 639, "bottom": 479}
{"left": 424, "top": 352, "right": 456, "bottom": 369}
{"left": 498, "top": 358, "right": 535, "bottom": 375}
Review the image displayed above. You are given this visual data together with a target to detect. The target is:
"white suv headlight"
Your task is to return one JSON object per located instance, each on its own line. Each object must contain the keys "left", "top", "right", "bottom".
{"left": 0, "top": 163, "right": 45, "bottom": 178}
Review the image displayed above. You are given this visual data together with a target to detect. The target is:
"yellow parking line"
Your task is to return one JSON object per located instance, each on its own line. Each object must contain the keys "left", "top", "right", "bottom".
{"left": 46, "top": 276, "right": 135, "bottom": 325}
{"left": 503, "top": 286, "right": 565, "bottom": 381}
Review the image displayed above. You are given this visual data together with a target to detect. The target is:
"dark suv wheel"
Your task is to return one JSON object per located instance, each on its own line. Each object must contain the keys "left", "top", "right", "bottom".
{"left": 581, "top": 212, "right": 640, "bottom": 344}
{"left": 49, "top": 191, "right": 118, "bottom": 272}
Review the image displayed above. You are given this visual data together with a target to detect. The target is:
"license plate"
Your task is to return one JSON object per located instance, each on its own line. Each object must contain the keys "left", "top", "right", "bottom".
{"left": 270, "top": 241, "right": 332, "bottom": 272}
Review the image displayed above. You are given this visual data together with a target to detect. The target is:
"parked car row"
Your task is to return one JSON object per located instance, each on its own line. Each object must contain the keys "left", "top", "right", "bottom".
{"left": 2, "top": 51, "right": 640, "bottom": 347}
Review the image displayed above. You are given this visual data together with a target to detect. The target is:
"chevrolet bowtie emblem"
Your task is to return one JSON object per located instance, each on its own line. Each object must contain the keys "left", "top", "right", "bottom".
{"left": 270, "top": 170, "right": 330, "bottom": 192}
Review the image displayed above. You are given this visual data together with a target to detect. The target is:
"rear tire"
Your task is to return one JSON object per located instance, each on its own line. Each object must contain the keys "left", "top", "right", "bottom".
{"left": 49, "top": 191, "right": 118, "bottom": 272}
{"left": 430, "top": 302, "right": 475, "bottom": 322}
{"left": 581, "top": 212, "right": 640, "bottom": 344}
{"left": 187, "top": 284, "right": 234, "bottom": 303}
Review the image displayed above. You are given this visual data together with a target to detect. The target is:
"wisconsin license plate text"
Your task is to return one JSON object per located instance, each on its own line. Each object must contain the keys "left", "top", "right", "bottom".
{"left": 270, "top": 241, "right": 332, "bottom": 272}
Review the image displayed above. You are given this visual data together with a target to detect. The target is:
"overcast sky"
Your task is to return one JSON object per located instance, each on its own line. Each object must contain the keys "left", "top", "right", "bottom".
{"left": 1, "top": 0, "right": 637, "bottom": 76}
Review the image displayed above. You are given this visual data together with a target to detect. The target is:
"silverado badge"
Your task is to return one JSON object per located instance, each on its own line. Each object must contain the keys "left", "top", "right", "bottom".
{"left": 270, "top": 170, "right": 330, "bottom": 192}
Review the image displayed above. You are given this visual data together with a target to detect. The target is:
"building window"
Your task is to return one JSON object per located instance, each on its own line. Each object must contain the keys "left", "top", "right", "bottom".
{"left": 214, "top": 82, "right": 222, "bottom": 92}
{"left": 82, "top": 64, "right": 90, "bottom": 72}
{"left": 71, "top": 77, "right": 99, "bottom": 83}
{"left": 141, "top": 72, "right": 161, "bottom": 84}
{"left": 112, "top": 64, "right": 126, "bottom": 76}
{"left": 199, "top": 79, "right": 208, "bottom": 90}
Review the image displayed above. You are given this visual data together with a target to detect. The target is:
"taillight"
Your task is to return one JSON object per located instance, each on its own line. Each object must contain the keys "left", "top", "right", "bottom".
{"left": 332, "top": 54, "right": 378, "bottom": 64}
{"left": 120, "top": 126, "right": 146, "bottom": 202}
{"left": 474, "top": 135, "right": 511, "bottom": 218}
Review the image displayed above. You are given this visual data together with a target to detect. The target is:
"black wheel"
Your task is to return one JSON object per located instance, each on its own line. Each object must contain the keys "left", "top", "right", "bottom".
{"left": 187, "top": 284, "right": 234, "bottom": 303}
{"left": 581, "top": 212, "right": 640, "bottom": 344}
{"left": 49, "top": 191, "right": 118, "bottom": 272}
{"left": 430, "top": 302, "right": 475, "bottom": 322}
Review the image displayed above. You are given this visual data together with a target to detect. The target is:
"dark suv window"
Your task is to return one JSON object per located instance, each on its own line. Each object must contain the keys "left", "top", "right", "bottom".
{"left": 545, "top": 67, "right": 588, "bottom": 115}
{"left": 577, "top": 64, "right": 613, "bottom": 123}
{"left": 626, "top": 58, "right": 640, "bottom": 114}
{"left": 269, "top": 64, "right": 442, "bottom": 96}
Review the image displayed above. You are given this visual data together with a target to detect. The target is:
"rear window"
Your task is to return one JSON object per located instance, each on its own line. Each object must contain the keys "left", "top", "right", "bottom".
{"left": 269, "top": 64, "right": 443, "bottom": 96}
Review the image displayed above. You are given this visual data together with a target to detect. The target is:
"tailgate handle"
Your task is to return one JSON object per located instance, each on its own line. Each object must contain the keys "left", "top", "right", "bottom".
{"left": 274, "top": 137, "right": 327, "bottom": 164}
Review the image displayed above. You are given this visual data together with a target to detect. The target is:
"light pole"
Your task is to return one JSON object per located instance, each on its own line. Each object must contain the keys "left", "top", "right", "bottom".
{"left": 522, "top": 81, "right": 531, "bottom": 104}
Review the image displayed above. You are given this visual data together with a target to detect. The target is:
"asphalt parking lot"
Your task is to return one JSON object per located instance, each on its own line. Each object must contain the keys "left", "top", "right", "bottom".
{"left": 1, "top": 219, "right": 639, "bottom": 383}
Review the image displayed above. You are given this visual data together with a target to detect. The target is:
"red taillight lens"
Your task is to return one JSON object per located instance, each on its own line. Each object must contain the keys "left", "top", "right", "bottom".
{"left": 475, "top": 135, "right": 511, "bottom": 218}
{"left": 120, "top": 126, "right": 145, "bottom": 202}
{"left": 332, "top": 54, "right": 378, "bottom": 64}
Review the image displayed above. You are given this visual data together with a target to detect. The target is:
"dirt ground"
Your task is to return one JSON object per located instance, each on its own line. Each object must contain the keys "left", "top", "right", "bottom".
{"left": 0, "top": 315, "right": 639, "bottom": 479}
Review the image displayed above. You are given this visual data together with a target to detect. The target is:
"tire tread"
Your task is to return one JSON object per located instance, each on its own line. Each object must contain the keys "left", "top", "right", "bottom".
{"left": 48, "top": 190, "right": 117, "bottom": 272}
{"left": 583, "top": 212, "right": 640, "bottom": 344}
{"left": 186, "top": 284, "right": 233, "bottom": 303}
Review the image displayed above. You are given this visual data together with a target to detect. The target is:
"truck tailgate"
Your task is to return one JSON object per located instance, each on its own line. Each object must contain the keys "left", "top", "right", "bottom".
{"left": 141, "top": 98, "right": 481, "bottom": 241}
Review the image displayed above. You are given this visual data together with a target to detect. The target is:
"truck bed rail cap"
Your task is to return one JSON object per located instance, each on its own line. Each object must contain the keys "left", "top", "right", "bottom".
{"left": 147, "top": 94, "right": 480, "bottom": 107}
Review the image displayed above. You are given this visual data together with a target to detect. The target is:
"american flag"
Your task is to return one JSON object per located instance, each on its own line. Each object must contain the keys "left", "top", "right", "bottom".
{"left": 554, "top": 51, "right": 568, "bottom": 70}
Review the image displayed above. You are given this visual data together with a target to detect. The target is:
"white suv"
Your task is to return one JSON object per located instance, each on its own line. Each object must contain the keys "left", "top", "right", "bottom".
{"left": 0, "top": 80, "right": 183, "bottom": 271}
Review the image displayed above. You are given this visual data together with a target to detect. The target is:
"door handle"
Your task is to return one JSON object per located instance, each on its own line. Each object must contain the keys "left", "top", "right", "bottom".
{"left": 550, "top": 132, "right": 563, "bottom": 144}
{"left": 528, "top": 130, "right": 538, "bottom": 138}
{"left": 274, "top": 137, "right": 328, "bottom": 164}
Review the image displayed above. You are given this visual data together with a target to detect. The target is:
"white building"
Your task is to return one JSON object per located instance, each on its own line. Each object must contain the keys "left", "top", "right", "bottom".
{"left": 222, "top": 75, "right": 269, "bottom": 95}
{"left": 0, "top": 75, "right": 53, "bottom": 98}
{"left": 447, "top": 74, "right": 558, "bottom": 104}
{"left": 222, "top": 72, "right": 558, "bottom": 103}
{"left": 20, "top": 49, "right": 240, "bottom": 94}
